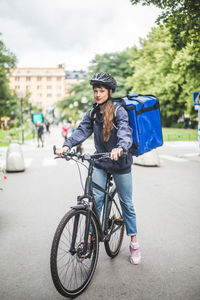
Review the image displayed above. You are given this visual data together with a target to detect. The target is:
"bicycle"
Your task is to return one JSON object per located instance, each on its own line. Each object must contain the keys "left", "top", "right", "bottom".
{"left": 50, "top": 146, "right": 126, "bottom": 298}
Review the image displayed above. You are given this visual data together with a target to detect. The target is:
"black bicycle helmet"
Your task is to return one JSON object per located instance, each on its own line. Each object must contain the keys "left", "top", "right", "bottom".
{"left": 90, "top": 72, "right": 117, "bottom": 92}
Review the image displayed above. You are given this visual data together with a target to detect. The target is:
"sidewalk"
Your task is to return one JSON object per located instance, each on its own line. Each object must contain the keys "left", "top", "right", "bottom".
{"left": 22, "top": 124, "right": 63, "bottom": 147}
{"left": 1, "top": 125, "right": 199, "bottom": 162}
{"left": 21, "top": 124, "right": 95, "bottom": 153}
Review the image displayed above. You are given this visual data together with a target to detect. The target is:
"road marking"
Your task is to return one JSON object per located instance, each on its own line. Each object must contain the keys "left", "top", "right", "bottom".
{"left": 0, "top": 158, "right": 5, "bottom": 168}
{"left": 42, "top": 157, "right": 57, "bottom": 166}
{"left": 164, "top": 142, "right": 199, "bottom": 148}
{"left": 159, "top": 155, "right": 188, "bottom": 162}
{"left": 179, "top": 153, "right": 199, "bottom": 157}
{"left": 15, "top": 157, "right": 82, "bottom": 168}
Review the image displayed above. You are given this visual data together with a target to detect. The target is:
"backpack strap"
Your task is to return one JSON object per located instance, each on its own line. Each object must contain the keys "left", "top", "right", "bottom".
{"left": 89, "top": 108, "right": 96, "bottom": 122}
{"left": 113, "top": 103, "right": 123, "bottom": 129}
{"left": 114, "top": 104, "right": 121, "bottom": 118}
{"left": 89, "top": 103, "right": 119, "bottom": 129}
{"left": 89, "top": 102, "right": 100, "bottom": 123}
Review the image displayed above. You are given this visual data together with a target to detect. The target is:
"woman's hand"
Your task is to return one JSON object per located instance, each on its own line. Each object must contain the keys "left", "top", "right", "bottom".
{"left": 56, "top": 146, "right": 69, "bottom": 157}
{"left": 110, "top": 148, "right": 123, "bottom": 161}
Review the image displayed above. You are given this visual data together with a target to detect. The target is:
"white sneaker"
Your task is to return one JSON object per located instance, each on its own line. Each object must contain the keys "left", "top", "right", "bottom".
{"left": 130, "top": 242, "right": 141, "bottom": 265}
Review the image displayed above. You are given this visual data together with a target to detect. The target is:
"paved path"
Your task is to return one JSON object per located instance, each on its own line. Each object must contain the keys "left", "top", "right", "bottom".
{"left": 1, "top": 125, "right": 200, "bottom": 167}
{"left": 0, "top": 125, "right": 200, "bottom": 300}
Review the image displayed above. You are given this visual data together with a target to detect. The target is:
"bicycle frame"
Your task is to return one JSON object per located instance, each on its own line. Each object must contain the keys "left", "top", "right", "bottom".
{"left": 51, "top": 147, "right": 127, "bottom": 298}
{"left": 70, "top": 160, "right": 114, "bottom": 255}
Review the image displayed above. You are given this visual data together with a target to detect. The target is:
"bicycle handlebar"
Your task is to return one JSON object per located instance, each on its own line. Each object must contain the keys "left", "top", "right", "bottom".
{"left": 53, "top": 145, "right": 128, "bottom": 162}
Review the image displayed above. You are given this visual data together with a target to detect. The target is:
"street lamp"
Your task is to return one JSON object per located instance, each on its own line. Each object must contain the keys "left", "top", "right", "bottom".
{"left": 18, "top": 92, "right": 25, "bottom": 144}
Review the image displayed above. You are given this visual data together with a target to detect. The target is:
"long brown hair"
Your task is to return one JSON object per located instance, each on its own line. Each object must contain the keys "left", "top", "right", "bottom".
{"left": 100, "top": 100, "right": 115, "bottom": 142}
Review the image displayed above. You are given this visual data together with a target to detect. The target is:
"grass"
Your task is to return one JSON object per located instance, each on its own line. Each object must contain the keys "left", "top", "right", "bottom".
{"left": 162, "top": 127, "right": 198, "bottom": 141}
{"left": 0, "top": 126, "right": 198, "bottom": 146}
{"left": 0, "top": 126, "right": 33, "bottom": 146}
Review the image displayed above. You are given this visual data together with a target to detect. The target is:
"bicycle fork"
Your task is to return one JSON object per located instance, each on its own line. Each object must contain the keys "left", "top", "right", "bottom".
{"left": 69, "top": 198, "right": 93, "bottom": 257}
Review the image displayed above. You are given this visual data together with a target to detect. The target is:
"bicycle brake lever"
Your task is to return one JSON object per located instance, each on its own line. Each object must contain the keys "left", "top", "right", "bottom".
{"left": 120, "top": 149, "right": 128, "bottom": 157}
{"left": 53, "top": 145, "right": 56, "bottom": 155}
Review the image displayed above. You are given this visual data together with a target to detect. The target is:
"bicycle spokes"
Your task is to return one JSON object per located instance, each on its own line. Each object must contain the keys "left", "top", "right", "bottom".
{"left": 51, "top": 209, "right": 99, "bottom": 298}
{"left": 104, "top": 193, "right": 125, "bottom": 258}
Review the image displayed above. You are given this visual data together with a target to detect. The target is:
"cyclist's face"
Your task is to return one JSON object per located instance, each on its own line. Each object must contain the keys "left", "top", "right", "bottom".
{"left": 93, "top": 86, "right": 112, "bottom": 104}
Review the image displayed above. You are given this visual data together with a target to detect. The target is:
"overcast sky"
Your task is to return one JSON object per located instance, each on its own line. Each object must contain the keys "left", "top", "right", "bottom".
{"left": 0, "top": 0, "right": 161, "bottom": 71}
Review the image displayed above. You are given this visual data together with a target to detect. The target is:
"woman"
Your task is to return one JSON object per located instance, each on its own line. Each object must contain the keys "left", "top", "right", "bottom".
{"left": 56, "top": 72, "right": 141, "bottom": 265}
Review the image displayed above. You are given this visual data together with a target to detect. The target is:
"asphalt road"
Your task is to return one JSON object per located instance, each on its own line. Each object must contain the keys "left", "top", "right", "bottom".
{"left": 0, "top": 126, "right": 200, "bottom": 300}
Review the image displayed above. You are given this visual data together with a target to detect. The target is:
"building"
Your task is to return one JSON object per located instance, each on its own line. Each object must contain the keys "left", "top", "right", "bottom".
{"left": 8, "top": 65, "right": 66, "bottom": 110}
{"left": 64, "top": 70, "right": 87, "bottom": 97}
{"left": 65, "top": 70, "right": 86, "bottom": 79}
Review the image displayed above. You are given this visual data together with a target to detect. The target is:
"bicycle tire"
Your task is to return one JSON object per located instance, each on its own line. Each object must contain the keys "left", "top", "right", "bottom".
{"left": 104, "top": 187, "right": 125, "bottom": 258}
{"left": 50, "top": 209, "right": 99, "bottom": 298}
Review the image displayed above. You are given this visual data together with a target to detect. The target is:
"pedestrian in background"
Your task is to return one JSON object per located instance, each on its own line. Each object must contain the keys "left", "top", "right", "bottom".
{"left": 45, "top": 120, "right": 50, "bottom": 134}
{"left": 37, "top": 122, "right": 44, "bottom": 147}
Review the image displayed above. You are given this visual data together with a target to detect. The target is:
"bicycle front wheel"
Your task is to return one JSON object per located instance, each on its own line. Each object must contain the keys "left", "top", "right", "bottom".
{"left": 50, "top": 209, "right": 99, "bottom": 298}
{"left": 104, "top": 189, "right": 125, "bottom": 258}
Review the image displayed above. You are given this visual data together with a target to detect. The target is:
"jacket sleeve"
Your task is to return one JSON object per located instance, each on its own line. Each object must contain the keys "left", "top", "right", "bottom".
{"left": 63, "top": 111, "right": 93, "bottom": 149}
{"left": 115, "top": 106, "right": 133, "bottom": 150}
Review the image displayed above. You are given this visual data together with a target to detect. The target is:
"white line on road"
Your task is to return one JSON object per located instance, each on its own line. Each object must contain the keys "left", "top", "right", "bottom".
{"left": 164, "top": 141, "right": 199, "bottom": 147}
{"left": 179, "top": 153, "right": 199, "bottom": 157}
{"left": 42, "top": 157, "right": 57, "bottom": 167}
{"left": 159, "top": 155, "right": 188, "bottom": 162}
{"left": 0, "top": 158, "right": 5, "bottom": 168}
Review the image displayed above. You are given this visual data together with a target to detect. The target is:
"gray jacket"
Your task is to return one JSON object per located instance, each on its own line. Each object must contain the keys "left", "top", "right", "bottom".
{"left": 63, "top": 105, "right": 133, "bottom": 174}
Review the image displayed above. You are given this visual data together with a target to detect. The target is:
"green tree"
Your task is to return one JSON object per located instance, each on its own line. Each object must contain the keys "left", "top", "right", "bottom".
{"left": 0, "top": 33, "right": 17, "bottom": 119}
{"left": 130, "top": 0, "right": 200, "bottom": 50}
{"left": 58, "top": 50, "right": 133, "bottom": 120}
{"left": 57, "top": 78, "right": 93, "bottom": 121}
{"left": 89, "top": 51, "right": 133, "bottom": 96}
{"left": 172, "top": 41, "right": 200, "bottom": 121}
{"left": 126, "top": 26, "right": 200, "bottom": 126}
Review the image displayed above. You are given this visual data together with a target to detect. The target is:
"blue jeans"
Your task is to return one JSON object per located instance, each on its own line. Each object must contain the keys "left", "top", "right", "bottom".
{"left": 92, "top": 167, "right": 137, "bottom": 236}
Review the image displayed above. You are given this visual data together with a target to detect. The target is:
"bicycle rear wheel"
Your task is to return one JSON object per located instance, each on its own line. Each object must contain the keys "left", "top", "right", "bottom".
{"left": 104, "top": 187, "right": 125, "bottom": 258}
{"left": 50, "top": 209, "right": 99, "bottom": 298}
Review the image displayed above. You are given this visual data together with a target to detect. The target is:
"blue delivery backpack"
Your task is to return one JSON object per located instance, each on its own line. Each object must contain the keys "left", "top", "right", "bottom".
{"left": 113, "top": 93, "right": 163, "bottom": 156}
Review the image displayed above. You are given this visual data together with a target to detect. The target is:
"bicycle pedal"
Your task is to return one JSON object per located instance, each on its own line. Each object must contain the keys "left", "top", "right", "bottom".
{"left": 114, "top": 218, "right": 123, "bottom": 225}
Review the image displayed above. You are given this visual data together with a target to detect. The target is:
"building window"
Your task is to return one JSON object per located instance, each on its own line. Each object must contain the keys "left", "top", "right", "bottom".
{"left": 57, "top": 76, "right": 61, "bottom": 81}
{"left": 26, "top": 76, "right": 31, "bottom": 81}
{"left": 56, "top": 93, "right": 62, "bottom": 98}
{"left": 37, "top": 85, "right": 42, "bottom": 90}
{"left": 26, "top": 85, "right": 31, "bottom": 90}
{"left": 56, "top": 85, "right": 62, "bottom": 89}
{"left": 15, "top": 77, "right": 20, "bottom": 81}
{"left": 15, "top": 85, "right": 20, "bottom": 90}
{"left": 37, "top": 76, "right": 42, "bottom": 81}
{"left": 47, "top": 93, "right": 52, "bottom": 97}
{"left": 37, "top": 93, "right": 42, "bottom": 98}
{"left": 47, "top": 85, "right": 52, "bottom": 90}
{"left": 47, "top": 77, "right": 51, "bottom": 81}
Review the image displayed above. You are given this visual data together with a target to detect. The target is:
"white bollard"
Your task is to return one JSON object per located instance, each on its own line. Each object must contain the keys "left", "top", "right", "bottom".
{"left": 6, "top": 143, "right": 25, "bottom": 172}
{"left": 133, "top": 149, "right": 161, "bottom": 167}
